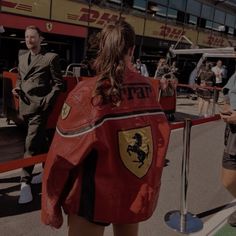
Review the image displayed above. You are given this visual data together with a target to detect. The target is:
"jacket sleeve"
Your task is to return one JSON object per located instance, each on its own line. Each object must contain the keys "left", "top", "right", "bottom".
{"left": 41, "top": 152, "right": 73, "bottom": 228}
{"left": 43, "top": 55, "right": 64, "bottom": 106}
{"left": 41, "top": 82, "right": 98, "bottom": 227}
{"left": 41, "top": 118, "right": 96, "bottom": 228}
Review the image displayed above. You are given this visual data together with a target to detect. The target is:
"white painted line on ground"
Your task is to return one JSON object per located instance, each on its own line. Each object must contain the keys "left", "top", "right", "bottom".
{"left": 191, "top": 199, "right": 236, "bottom": 236}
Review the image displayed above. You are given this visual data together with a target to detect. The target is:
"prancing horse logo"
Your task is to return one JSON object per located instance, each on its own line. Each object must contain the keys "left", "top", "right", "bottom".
{"left": 127, "top": 133, "right": 149, "bottom": 168}
{"left": 46, "top": 22, "right": 53, "bottom": 32}
{"left": 118, "top": 126, "right": 153, "bottom": 178}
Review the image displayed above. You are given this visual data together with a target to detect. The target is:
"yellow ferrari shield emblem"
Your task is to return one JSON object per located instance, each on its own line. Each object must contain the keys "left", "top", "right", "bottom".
{"left": 61, "top": 103, "right": 71, "bottom": 120}
{"left": 119, "top": 126, "right": 153, "bottom": 178}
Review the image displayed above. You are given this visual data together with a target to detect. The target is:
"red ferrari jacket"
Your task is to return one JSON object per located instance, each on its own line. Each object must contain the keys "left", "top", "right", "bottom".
{"left": 41, "top": 69, "right": 170, "bottom": 228}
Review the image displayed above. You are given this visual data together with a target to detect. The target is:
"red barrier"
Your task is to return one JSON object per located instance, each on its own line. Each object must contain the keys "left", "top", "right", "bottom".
{"left": 0, "top": 154, "right": 46, "bottom": 173}
{"left": 0, "top": 115, "right": 221, "bottom": 174}
{"left": 177, "top": 83, "right": 195, "bottom": 90}
{"left": 169, "top": 114, "right": 221, "bottom": 130}
{"left": 177, "top": 83, "right": 222, "bottom": 91}
{"left": 150, "top": 78, "right": 176, "bottom": 113}
{"left": 170, "top": 122, "right": 184, "bottom": 130}
{"left": 191, "top": 114, "right": 221, "bottom": 126}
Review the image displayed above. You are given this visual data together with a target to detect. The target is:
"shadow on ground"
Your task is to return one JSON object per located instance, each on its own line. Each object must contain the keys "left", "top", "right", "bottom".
{"left": 0, "top": 174, "right": 41, "bottom": 217}
{"left": 0, "top": 126, "right": 25, "bottom": 163}
{"left": 197, "top": 201, "right": 236, "bottom": 219}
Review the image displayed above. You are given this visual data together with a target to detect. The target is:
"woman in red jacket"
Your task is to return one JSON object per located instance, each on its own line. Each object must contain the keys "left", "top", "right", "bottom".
{"left": 42, "top": 20, "right": 170, "bottom": 236}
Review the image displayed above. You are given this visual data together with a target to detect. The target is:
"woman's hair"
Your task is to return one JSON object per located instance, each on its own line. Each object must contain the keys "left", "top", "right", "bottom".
{"left": 93, "top": 20, "right": 135, "bottom": 106}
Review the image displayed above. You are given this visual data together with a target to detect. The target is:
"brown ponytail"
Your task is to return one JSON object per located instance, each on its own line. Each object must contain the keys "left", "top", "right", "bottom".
{"left": 93, "top": 20, "right": 135, "bottom": 106}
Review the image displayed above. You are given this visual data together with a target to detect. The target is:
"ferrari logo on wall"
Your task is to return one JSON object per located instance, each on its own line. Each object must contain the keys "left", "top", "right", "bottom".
{"left": 61, "top": 103, "right": 71, "bottom": 120}
{"left": 119, "top": 126, "right": 153, "bottom": 178}
{"left": 46, "top": 22, "right": 53, "bottom": 32}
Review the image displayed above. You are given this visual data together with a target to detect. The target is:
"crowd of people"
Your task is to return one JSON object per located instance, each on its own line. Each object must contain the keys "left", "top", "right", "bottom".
{"left": 133, "top": 57, "right": 179, "bottom": 98}
{"left": 7, "top": 19, "right": 236, "bottom": 235}
{"left": 194, "top": 59, "right": 228, "bottom": 118}
{"left": 195, "top": 61, "right": 216, "bottom": 117}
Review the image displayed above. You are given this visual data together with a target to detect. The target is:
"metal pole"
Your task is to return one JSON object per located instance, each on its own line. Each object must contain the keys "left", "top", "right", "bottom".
{"left": 138, "top": 0, "right": 148, "bottom": 58}
{"left": 83, "top": 0, "right": 91, "bottom": 59}
{"left": 0, "top": 31, "right": 5, "bottom": 118}
{"left": 164, "top": 118, "right": 203, "bottom": 234}
{"left": 212, "top": 87, "right": 217, "bottom": 116}
{"left": 0, "top": 74, "right": 6, "bottom": 118}
{"left": 180, "top": 118, "right": 191, "bottom": 232}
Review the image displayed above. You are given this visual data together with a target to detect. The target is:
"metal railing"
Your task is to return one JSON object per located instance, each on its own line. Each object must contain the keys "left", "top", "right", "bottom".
{"left": 65, "top": 63, "right": 83, "bottom": 83}
{"left": 165, "top": 118, "right": 203, "bottom": 234}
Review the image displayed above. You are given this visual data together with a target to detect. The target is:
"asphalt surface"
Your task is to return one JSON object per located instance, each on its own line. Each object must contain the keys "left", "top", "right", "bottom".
{"left": 0, "top": 96, "right": 235, "bottom": 236}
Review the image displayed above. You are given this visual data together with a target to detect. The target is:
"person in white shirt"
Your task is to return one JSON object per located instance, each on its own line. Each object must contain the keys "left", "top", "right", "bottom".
{"left": 212, "top": 60, "right": 224, "bottom": 102}
{"left": 212, "top": 60, "right": 224, "bottom": 86}
{"left": 134, "top": 58, "right": 149, "bottom": 77}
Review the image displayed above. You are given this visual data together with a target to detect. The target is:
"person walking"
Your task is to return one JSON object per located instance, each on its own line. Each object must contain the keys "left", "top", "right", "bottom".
{"left": 134, "top": 58, "right": 149, "bottom": 77}
{"left": 154, "top": 58, "right": 170, "bottom": 79}
{"left": 211, "top": 60, "right": 224, "bottom": 88}
{"left": 41, "top": 20, "right": 170, "bottom": 236}
{"left": 220, "top": 71, "right": 236, "bottom": 227}
{"left": 212, "top": 60, "right": 224, "bottom": 103}
{"left": 196, "top": 62, "right": 215, "bottom": 117}
{"left": 12, "top": 25, "right": 64, "bottom": 204}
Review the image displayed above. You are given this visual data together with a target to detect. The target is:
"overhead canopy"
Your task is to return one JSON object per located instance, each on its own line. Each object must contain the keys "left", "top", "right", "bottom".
{"left": 202, "top": 52, "right": 236, "bottom": 59}
{"left": 195, "top": 50, "right": 236, "bottom": 72}
{"left": 170, "top": 47, "right": 235, "bottom": 55}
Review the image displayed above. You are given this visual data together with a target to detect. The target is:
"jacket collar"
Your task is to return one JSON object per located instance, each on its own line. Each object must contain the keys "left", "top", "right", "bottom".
{"left": 22, "top": 49, "right": 46, "bottom": 80}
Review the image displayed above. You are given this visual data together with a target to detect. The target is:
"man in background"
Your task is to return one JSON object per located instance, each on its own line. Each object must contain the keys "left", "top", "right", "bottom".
{"left": 134, "top": 58, "right": 149, "bottom": 77}
{"left": 12, "top": 25, "right": 64, "bottom": 204}
{"left": 212, "top": 60, "right": 225, "bottom": 103}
